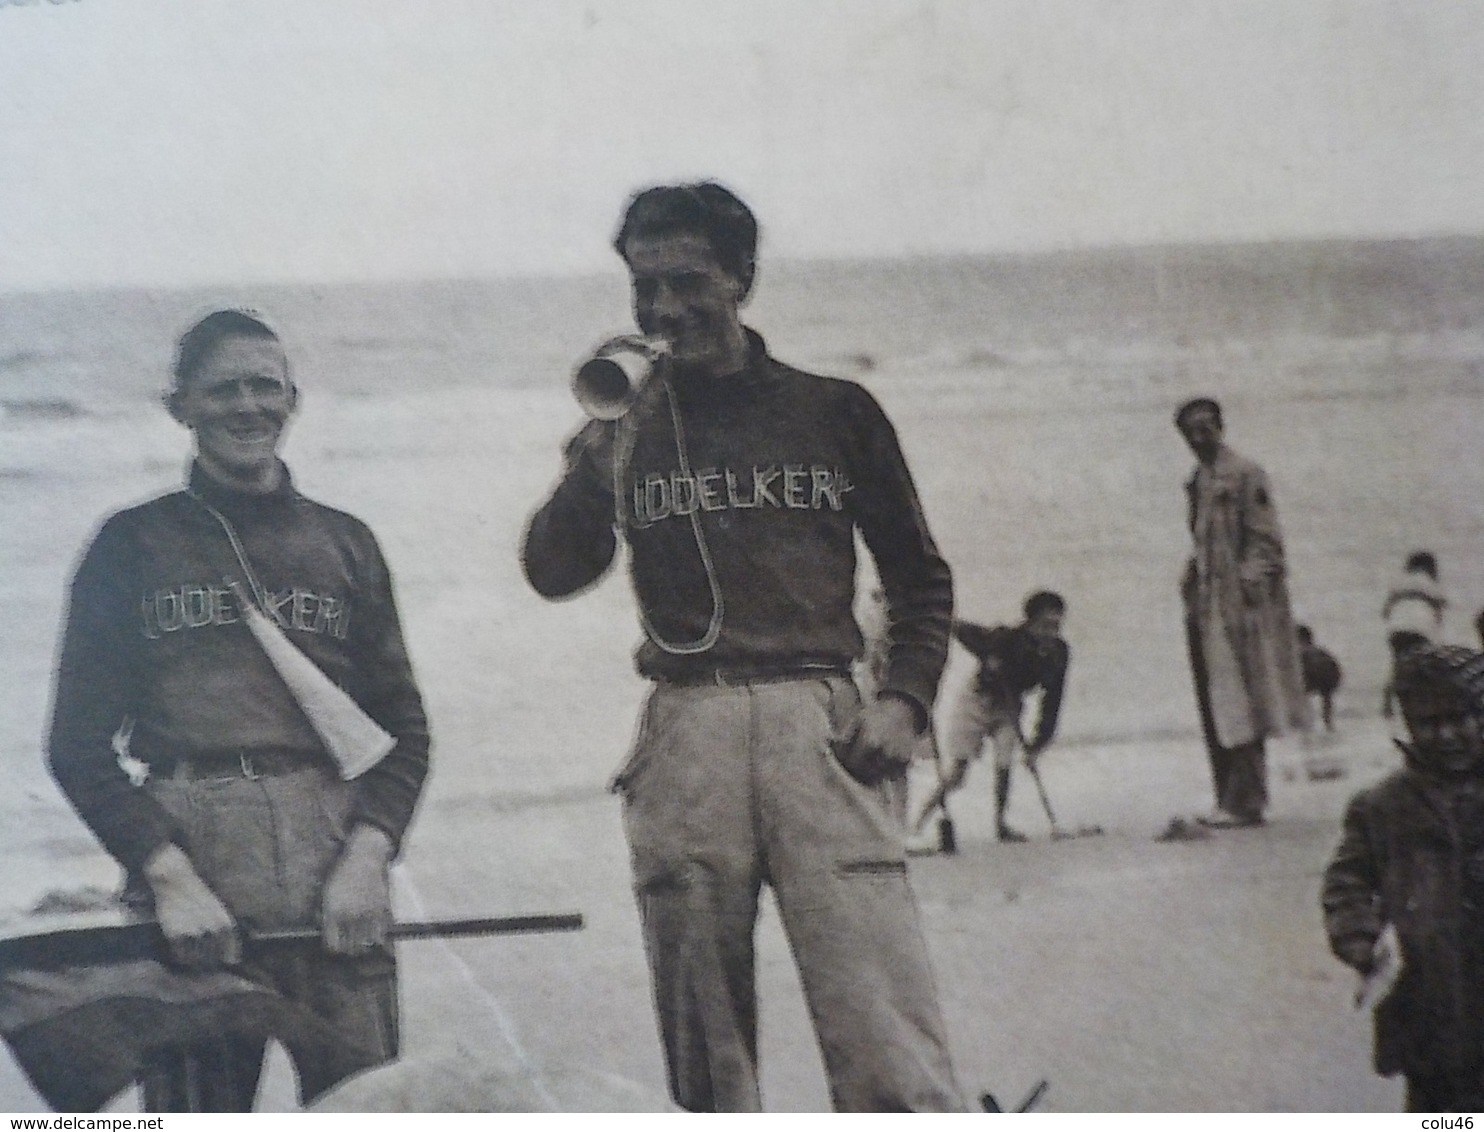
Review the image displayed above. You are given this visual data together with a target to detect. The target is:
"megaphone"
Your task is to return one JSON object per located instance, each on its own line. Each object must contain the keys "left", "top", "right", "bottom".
{"left": 572, "top": 336, "right": 669, "bottom": 420}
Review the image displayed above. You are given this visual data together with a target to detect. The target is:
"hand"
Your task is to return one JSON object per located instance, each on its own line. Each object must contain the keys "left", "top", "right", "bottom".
{"left": 143, "top": 843, "right": 241, "bottom": 970}
{"left": 596, "top": 333, "right": 666, "bottom": 360}
{"left": 322, "top": 825, "right": 394, "bottom": 955}
{"left": 1369, "top": 929, "right": 1397, "bottom": 976}
{"left": 1335, "top": 935, "right": 1377, "bottom": 976}
{"left": 1350, "top": 928, "right": 1401, "bottom": 1010}
{"left": 1239, "top": 557, "right": 1280, "bottom": 595}
{"left": 1180, "top": 558, "right": 1198, "bottom": 603}
{"left": 564, "top": 419, "right": 619, "bottom": 494}
{"left": 833, "top": 697, "right": 922, "bottom": 786}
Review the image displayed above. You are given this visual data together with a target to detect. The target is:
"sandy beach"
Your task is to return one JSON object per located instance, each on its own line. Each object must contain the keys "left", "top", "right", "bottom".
{"left": 362, "top": 720, "right": 1408, "bottom": 1113}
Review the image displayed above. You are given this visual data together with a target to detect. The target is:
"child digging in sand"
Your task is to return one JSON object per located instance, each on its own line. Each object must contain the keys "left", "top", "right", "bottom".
{"left": 911, "top": 592, "right": 1070, "bottom": 846}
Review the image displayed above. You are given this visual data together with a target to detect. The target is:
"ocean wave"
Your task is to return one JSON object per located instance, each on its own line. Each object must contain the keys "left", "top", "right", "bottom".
{"left": 0, "top": 348, "right": 53, "bottom": 371}
{"left": 331, "top": 334, "right": 446, "bottom": 353}
{"left": 0, "top": 397, "right": 85, "bottom": 421}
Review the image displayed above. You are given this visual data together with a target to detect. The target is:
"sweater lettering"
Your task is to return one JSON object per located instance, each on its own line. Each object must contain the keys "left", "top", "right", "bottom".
{"left": 629, "top": 463, "right": 853, "bottom": 528}
{"left": 141, "top": 584, "right": 349, "bottom": 640}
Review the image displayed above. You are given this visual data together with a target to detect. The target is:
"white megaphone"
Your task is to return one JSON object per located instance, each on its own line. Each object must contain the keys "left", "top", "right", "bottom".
{"left": 227, "top": 581, "right": 395, "bottom": 780}
{"left": 572, "top": 336, "right": 670, "bottom": 420}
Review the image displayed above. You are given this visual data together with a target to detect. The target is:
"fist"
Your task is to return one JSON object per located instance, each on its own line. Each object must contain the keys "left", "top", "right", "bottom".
{"left": 322, "top": 826, "right": 394, "bottom": 955}
{"left": 143, "top": 843, "right": 241, "bottom": 970}
{"left": 833, "top": 697, "right": 922, "bottom": 786}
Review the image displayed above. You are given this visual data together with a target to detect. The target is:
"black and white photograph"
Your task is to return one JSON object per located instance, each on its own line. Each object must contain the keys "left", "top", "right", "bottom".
{"left": 3, "top": 0, "right": 1484, "bottom": 1114}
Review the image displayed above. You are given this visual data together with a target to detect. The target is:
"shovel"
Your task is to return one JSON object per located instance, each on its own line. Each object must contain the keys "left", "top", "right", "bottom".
{"left": 1027, "top": 757, "right": 1103, "bottom": 841}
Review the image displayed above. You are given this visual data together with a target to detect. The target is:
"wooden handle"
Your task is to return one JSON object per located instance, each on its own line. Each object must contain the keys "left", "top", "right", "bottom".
{"left": 0, "top": 912, "right": 585, "bottom": 971}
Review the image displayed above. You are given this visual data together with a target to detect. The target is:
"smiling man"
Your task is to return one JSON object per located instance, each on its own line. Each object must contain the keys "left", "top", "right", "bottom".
{"left": 46, "top": 309, "right": 430, "bottom": 1110}
{"left": 522, "top": 183, "right": 965, "bottom": 1112}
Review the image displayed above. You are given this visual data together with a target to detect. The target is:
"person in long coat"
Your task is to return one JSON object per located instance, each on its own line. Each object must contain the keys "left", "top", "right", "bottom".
{"left": 1175, "top": 398, "right": 1308, "bottom": 827}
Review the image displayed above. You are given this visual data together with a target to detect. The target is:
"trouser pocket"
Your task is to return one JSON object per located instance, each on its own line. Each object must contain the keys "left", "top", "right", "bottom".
{"left": 610, "top": 687, "right": 667, "bottom": 796}
{"left": 817, "top": 675, "right": 868, "bottom": 779}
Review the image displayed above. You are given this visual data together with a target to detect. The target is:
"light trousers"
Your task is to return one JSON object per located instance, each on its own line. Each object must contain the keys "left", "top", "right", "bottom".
{"left": 615, "top": 675, "right": 966, "bottom": 1112}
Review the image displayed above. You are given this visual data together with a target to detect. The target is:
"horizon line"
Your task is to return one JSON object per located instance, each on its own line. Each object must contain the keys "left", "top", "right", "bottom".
{"left": 4, "top": 227, "right": 1483, "bottom": 301}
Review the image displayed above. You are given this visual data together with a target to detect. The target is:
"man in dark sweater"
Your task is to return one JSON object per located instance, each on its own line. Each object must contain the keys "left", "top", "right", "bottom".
{"left": 912, "top": 592, "right": 1069, "bottom": 844}
{"left": 521, "top": 183, "right": 965, "bottom": 1112}
{"left": 46, "top": 310, "right": 430, "bottom": 1110}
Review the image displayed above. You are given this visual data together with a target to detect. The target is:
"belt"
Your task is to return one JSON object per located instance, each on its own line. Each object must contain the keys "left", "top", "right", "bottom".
{"left": 659, "top": 662, "right": 852, "bottom": 688}
{"left": 138, "top": 744, "right": 321, "bottom": 781}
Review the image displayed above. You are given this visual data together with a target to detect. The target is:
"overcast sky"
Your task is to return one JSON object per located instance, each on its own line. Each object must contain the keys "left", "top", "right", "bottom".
{"left": 4, "top": 0, "right": 1483, "bottom": 290}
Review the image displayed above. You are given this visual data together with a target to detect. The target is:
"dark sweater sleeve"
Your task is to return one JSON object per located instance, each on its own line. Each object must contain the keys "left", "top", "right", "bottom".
{"left": 347, "top": 528, "right": 431, "bottom": 855}
{"left": 951, "top": 620, "right": 998, "bottom": 660}
{"left": 1028, "top": 643, "right": 1069, "bottom": 751}
{"left": 47, "top": 517, "right": 185, "bottom": 874}
{"left": 1321, "top": 790, "right": 1384, "bottom": 971}
{"left": 521, "top": 420, "right": 621, "bottom": 599}
{"left": 846, "top": 387, "right": 954, "bottom": 722}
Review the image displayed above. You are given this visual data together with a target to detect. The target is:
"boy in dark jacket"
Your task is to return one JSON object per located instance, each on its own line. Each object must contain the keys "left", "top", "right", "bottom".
{"left": 1322, "top": 644, "right": 1484, "bottom": 1112}
{"left": 910, "top": 592, "right": 1069, "bottom": 844}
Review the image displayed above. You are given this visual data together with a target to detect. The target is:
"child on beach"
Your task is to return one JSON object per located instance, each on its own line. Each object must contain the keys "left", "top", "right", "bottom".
{"left": 1383, "top": 551, "right": 1447, "bottom": 643}
{"left": 1322, "top": 644, "right": 1484, "bottom": 1112}
{"left": 1296, "top": 625, "right": 1342, "bottom": 732}
{"left": 1381, "top": 551, "right": 1447, "bottom": 718}
{"left": 910, "top": 592, "right": 1069, "bottom": 845}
